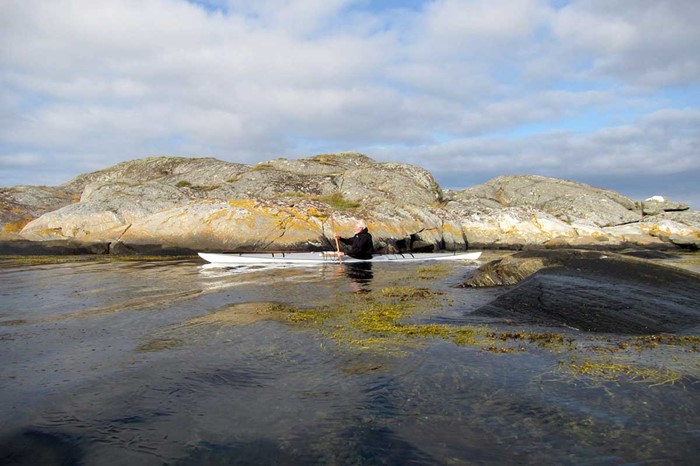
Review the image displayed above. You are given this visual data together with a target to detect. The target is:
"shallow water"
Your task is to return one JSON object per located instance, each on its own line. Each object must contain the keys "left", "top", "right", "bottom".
{"left": 0, "top": 254, "right": 698, "bottom": 465}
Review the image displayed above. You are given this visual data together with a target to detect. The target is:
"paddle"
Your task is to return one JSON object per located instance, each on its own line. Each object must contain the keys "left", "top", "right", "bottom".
{"left": 331, "top": 216, "right": 342, "bottom": 263}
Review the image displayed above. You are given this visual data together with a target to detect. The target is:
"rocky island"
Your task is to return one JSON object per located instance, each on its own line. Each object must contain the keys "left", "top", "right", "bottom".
{"left": 1, "top": 152, "right": 698, "bottom": 255}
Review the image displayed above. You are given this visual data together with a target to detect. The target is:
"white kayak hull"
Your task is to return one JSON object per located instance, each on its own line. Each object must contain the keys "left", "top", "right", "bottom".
{"left": 198, "top": 251, "right": 481, "bottom": 265}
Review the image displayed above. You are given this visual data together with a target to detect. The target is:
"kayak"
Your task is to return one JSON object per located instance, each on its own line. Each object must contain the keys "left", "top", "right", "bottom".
{"left": 198, "top": 251, "right": 481, "bottom": 265}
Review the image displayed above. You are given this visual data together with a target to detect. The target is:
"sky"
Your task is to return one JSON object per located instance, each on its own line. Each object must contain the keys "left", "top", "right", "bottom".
{"left": 1, "top": 0, "right": 699, "bottom": 207}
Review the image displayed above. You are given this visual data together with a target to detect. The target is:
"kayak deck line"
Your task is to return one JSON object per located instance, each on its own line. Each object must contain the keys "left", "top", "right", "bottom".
{"left": 198, "top": 251, "right": 482, "bottom": 265}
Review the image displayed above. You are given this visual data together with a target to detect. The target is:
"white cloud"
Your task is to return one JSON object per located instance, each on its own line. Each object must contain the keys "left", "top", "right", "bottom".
{"left": 373, "top": 108, "right": 700, "bottom": 181}
{"left": 0, "top": 153, "right": 42, "bottom": 168}
{"left": 552, "top": 0, "right": 700, "bottom": 87}
{"left": 0, "top": 0, "right": 698, "bottom": 205}
{"left": 220, "top": 0, "right": 355, "bottom": 35}
{"left": 421, "top": 0, "right": 547, "bottom": 52}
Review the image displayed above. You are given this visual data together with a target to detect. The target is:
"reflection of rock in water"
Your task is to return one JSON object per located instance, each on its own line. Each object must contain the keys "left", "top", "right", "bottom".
{"left": 179, "top": 426, "right": 434, "bottom": 465}
{"left": 333, "top": 425, "right": 435, "bottom": 464}
{"left": 180, "top": 438, "right": 323, "bottom": 465}
{"left": 470, "top": 249, "right": 700, "bottom": 335}
{"left": 345, "top": 262, "right": 373, "bottom": 293}
{"left": 0, "top": 430, "right": 84, "bottom": 466}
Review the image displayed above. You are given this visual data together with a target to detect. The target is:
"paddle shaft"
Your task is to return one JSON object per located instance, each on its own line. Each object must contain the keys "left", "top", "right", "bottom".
{"left": 222, "top": 250, "right": 320, "bottom": 255}
{"left": 331, "top": 217, "right": 342, "bottom": 262}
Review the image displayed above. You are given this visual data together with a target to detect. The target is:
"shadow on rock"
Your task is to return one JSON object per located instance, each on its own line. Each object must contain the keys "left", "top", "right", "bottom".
{"left": 464, "top": 249, "right": 700, "bottom": 335}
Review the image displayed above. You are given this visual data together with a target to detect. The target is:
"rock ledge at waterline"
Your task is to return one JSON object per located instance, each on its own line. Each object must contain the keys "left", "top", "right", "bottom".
{"left": 462, "top": 249, "right": 700, "bottom": 335}
{"left": 1, "top": 153, "right": 698, "bottom": 254}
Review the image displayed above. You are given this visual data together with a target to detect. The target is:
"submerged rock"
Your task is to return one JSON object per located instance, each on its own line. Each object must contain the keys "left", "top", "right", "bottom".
{"left": 467, "top": 250, "right": 700, "bottom": 335}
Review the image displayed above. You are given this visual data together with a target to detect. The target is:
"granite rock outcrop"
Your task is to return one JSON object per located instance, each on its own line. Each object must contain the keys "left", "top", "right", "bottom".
{"left": 2, "top": 153, "right": 698, "bottom": 254}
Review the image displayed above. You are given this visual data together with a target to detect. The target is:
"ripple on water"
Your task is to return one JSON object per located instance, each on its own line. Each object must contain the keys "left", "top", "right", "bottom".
{"left": 2, "top": 256, "right": 699, "bottom": 465}
{"left": 180, "top": 365, "right": 277, "bottom": 392}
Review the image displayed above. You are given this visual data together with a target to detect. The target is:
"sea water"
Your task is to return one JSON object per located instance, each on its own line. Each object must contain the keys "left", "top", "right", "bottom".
{"left": 0, "top": 254, "right": 698, "bottom": 465}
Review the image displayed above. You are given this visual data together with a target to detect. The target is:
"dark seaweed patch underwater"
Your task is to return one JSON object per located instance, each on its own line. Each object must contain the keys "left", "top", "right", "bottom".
{"left": 0, "top": 253, "right": 698, "bottom": 465}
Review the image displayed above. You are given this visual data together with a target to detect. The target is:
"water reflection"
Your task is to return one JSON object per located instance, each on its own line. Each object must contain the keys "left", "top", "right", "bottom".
{"left": 199, "top": 261, "right": 374, "bottom": 294}
{"left": 344, "top": 262, "right": 373, "bottom": 293}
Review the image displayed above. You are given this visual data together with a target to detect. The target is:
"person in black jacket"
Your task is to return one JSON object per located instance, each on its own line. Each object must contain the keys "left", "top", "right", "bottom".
{"left": 334, "top": 219, "right": 374, "bottom": 260}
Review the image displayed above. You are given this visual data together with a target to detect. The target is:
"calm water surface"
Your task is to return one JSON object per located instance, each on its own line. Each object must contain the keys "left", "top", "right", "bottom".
{"left": 0, "top": 254, "right": 698, "bottom": 465}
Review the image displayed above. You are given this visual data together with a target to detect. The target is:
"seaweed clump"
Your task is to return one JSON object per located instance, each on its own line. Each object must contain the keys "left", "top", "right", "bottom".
{"left": 280, "top": 282, "right": 700, "bottom": 385}
{"left": 564, "top": 359, "right": 684, "bottom": 385}
{"left": 283, "top": 285, "right": 578, "bottom": 355}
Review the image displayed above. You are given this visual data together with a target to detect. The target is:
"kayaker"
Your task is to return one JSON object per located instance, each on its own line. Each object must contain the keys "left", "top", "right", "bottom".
{"left": 334, "top": 220, "right": 374, "bottom": 260}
